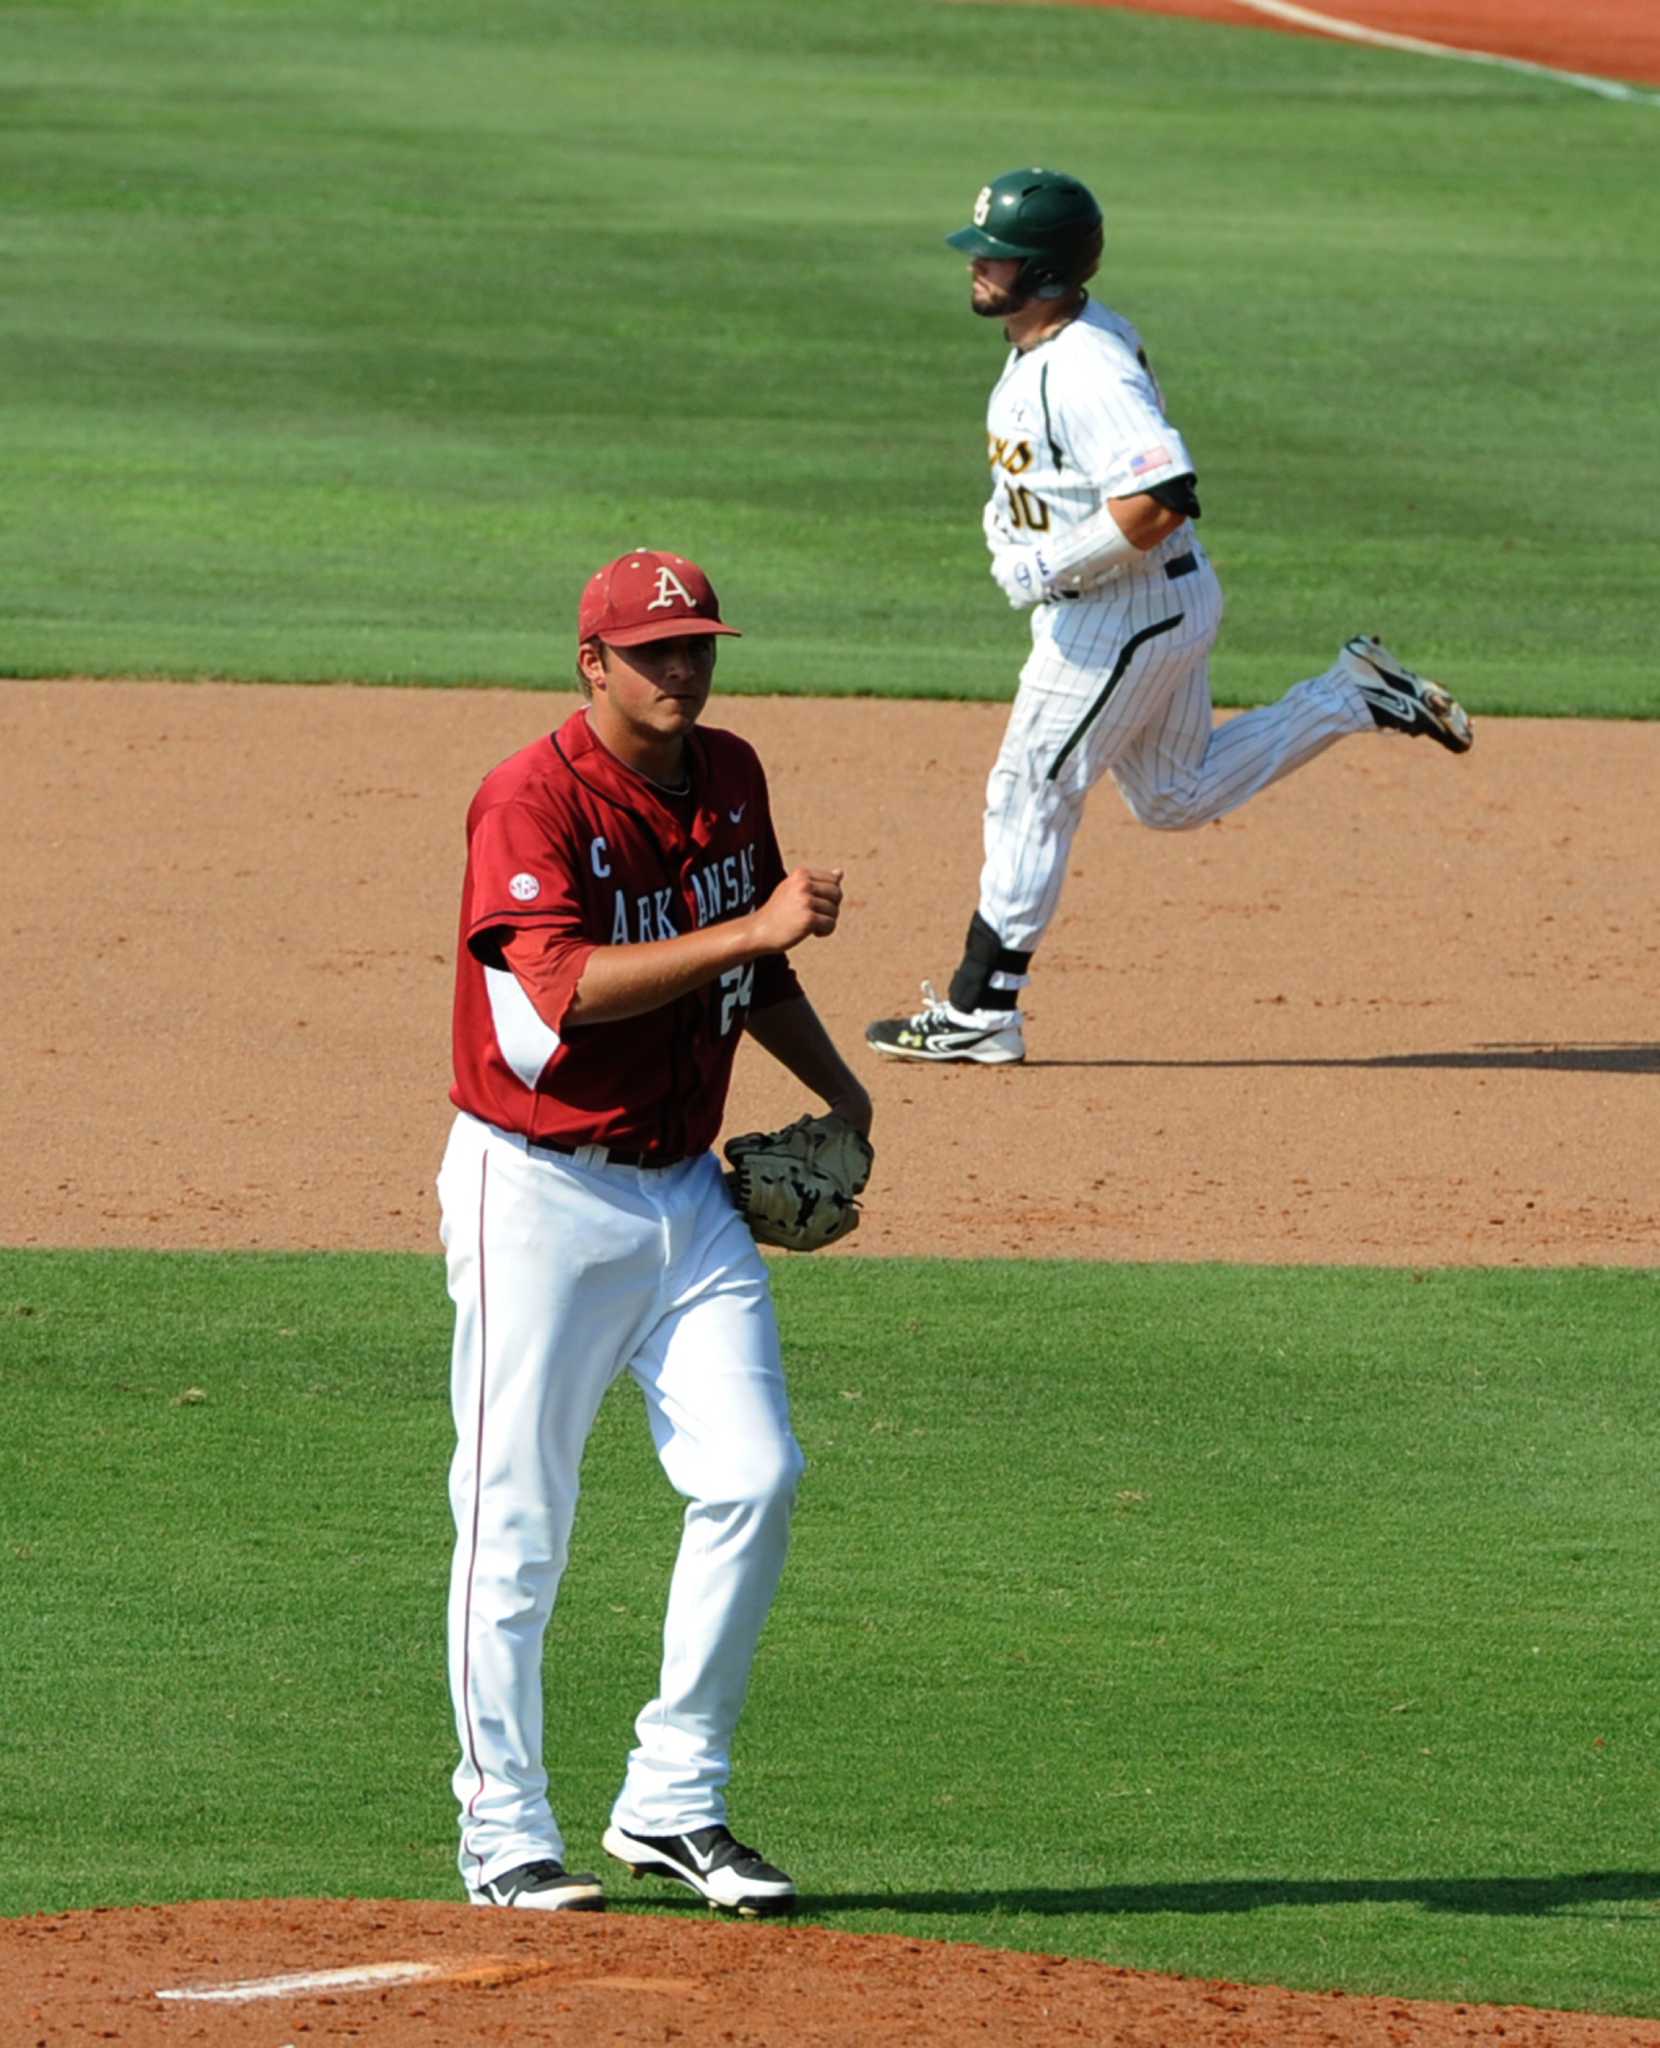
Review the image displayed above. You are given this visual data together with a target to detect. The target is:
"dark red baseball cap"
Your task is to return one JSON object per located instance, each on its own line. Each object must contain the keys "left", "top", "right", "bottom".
{"left": 577, "top": 549, "right": 741, "bottom": 648}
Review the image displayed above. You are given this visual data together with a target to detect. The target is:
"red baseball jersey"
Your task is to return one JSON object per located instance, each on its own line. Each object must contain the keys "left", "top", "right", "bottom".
{"left": 450, "top": 709, "right": 801, "bottom": 1160}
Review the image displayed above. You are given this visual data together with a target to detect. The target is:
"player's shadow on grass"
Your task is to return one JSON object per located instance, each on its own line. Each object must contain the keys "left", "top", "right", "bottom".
{"left": 1026, "top": 1043, "right": 1660, "bottom": 1075}
{"left": 821, "top": 1870, "right": 1660, "bottom": 1920}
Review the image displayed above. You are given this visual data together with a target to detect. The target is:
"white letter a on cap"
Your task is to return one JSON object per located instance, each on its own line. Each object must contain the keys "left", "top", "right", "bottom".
{"left": 648, "top": 566, "right": 695, "bottom": 612}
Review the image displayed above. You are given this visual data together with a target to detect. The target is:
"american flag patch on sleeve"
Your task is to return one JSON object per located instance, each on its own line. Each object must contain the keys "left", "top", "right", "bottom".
{"left": 1130, "top": 446, "right": 1173, "bottom": 476}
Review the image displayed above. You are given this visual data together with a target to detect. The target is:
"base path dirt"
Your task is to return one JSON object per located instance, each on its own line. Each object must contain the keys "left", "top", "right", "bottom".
{"left": 2, "top": 680, "right": 1656, "bottom": 1267}
{"left": 1060, "top": 0, "right": 1660, "bottom": 87}
{"left": 13, "top": 1899, "right": 1660, "bottom": 2048}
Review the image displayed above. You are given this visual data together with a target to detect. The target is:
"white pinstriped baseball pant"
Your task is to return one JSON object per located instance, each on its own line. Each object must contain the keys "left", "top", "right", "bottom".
{"left": 978, "top": 548, "right": 1375, "bottom": 960}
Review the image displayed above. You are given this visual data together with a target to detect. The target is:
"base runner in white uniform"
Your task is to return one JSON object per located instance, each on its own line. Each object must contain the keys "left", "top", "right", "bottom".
{"left": 866, "top": 167, "right": 1473, "bottom": 1066}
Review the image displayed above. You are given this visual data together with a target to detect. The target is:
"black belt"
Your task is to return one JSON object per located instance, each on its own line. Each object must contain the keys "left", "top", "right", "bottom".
{"left": 526, "top": 1135, "right": 680, "bottom": 1169}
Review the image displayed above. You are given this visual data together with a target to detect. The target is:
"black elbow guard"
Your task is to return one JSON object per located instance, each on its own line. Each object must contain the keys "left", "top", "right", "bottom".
{"left": 1147, "top": 472, "right": 1202, "bottom": 520}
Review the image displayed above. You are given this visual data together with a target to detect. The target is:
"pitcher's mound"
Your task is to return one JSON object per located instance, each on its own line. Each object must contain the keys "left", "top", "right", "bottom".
{"left": 9, "top": 1897, "right": 1660, "bottom": 2046}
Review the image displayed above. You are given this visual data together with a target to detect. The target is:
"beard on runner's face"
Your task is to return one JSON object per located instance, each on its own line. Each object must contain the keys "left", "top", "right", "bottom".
{"left": 970, "top": 266, "right": 1030, "bottom": 319}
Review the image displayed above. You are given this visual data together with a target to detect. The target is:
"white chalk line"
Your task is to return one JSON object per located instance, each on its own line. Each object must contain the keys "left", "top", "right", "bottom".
{"left": 158, "top": 1960, "right": 440, "bottom": 2003}
{"left": 1230, "top": 0, "right": 1660, "bottom": 105}
{"left": 154, "top": 1955, "right": 692, "bottom": 2005}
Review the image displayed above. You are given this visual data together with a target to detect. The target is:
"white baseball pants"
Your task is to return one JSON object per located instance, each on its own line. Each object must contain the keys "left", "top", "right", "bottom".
{"left": 979, "top": 551, "right": 1375, "bottom": 956}
{"left": 437, "top": 1112, "right": 802, "bottom": 1892}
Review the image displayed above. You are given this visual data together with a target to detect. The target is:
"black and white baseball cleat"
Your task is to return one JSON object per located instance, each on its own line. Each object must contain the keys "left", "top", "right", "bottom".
{"left": 1342, "top": 634, "right": 1473, "bottom": 753}
{"left": 864, "top": 980, "right": 1026, "bottom": 1064}
{"left": 602, "top": 1823, "right": 796, "bottom": 1917}
{"left": 467, "top": 1857, "right": 605, "bottom": 1910}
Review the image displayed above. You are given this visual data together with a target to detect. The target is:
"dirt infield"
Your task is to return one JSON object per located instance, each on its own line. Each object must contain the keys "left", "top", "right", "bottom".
{"left": 4, "top": 681, "right": 1657, "bottom": 1267}
{"left": 1062, "top": 0, "right": 1660, "bottom": 88}
{"left": 13, "top": 1899, "right": 1660, "bottom": 2047}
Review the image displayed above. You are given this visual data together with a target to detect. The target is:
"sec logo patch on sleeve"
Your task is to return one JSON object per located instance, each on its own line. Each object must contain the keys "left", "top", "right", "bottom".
{"left": 509, "top": 872, "right": 541, "bottom": 902}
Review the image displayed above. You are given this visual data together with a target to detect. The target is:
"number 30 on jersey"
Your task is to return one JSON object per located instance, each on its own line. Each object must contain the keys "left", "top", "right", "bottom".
{"left": 1003, "top": 486, "right": 1050, "bottom": 532}
{"left": 988, "top": 434, "right": 1051, "bottom": 532}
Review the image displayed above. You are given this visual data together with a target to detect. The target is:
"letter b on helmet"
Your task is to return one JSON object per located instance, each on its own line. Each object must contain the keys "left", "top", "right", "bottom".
{"left": 947, "top": 167, "right": 1104, "bottom": 300}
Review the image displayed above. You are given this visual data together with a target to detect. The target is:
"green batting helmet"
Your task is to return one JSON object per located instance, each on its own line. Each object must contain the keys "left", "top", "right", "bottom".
{"left": 946, "top": 167, "right": 1104, "bottom": 300}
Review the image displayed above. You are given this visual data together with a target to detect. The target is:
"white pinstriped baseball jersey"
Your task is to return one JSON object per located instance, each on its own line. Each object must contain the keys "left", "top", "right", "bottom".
{"left": 970, "top": 295, "right": 1373, "bottom": 977}
{"left": 985, "top": 298, "right": 1194, "bottom": 554}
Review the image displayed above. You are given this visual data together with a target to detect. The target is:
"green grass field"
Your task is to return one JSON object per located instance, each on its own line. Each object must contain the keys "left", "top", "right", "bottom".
{"left": 3, "top": 0, "right": 1655, "bottom": 710}
{"left": 4, "top": 0, "right": 1658, "bottom": 2022}
{"left": 4, "top": 1250, "right": 1659, "bottom": 2013}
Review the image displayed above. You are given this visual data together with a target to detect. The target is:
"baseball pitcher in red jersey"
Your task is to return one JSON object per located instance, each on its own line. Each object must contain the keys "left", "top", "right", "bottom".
{"left": 438, "top": 548, "right": 871, "bottom": 1917}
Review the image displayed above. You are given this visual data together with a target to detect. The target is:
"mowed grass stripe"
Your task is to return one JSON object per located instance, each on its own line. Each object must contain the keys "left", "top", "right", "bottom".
{"left": 1, "top": 0, "right": 1655, "bottom": 709}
